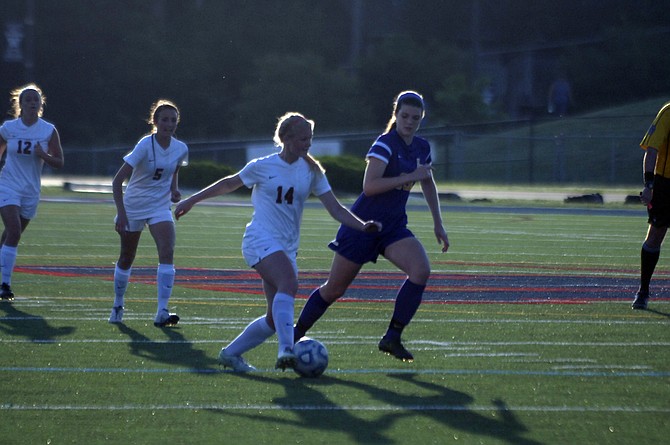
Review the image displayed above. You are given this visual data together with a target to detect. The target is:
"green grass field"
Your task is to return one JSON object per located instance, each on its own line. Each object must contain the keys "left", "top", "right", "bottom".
{"left": 0, "top": 193, "right": 668, "bottom": 444}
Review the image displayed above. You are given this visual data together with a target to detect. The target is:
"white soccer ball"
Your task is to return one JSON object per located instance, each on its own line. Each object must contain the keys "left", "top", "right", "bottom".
{"left": 293, "top": 337, "right": 329, "bottom": 378}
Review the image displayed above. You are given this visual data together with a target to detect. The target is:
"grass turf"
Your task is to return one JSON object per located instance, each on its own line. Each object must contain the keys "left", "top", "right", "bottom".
{"left": 0, "top": 195, "right": 668, "bottom": 444}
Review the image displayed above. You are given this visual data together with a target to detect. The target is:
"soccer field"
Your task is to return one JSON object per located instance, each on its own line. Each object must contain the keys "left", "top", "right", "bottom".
{"left": 0, "top": 197, "right": 668, "bottom": 444}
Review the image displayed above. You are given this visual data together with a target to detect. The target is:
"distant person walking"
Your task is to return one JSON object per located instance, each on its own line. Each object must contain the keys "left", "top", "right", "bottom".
{"left": 109, "top": 99, "right": 188, "bottom": 326}
{"left": 293, "top": 90, "right": 450, "bottom": 362}
{"left": 175, "top": 112, "right": 380, "bottom": 372}
{"left": 547, "top": 75, "right": 573, "bottom": 117}
{"left": 633, "top": 101, "right": 670, "bottom": 310}
{"left": 0, "top": 83, "right": 64, "bottom": 300}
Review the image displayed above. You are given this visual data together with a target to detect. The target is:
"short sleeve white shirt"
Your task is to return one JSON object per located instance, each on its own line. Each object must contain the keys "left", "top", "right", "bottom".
{"left": 122, "top": 134, "right": 189, "bottom": 220}
{"left": 0, "top": 117, "right": 55, "bottom": 196}
{"left": 238, "top": 153, "right": 331, "bottom": 253}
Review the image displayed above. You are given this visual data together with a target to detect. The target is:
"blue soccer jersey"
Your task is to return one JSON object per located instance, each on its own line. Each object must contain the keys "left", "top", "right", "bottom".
{"left": 350, "top": 129, "right": 432, "bottom": 228}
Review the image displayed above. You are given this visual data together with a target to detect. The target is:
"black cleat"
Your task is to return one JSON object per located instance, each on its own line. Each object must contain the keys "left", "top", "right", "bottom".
{"left": 378, "top": 336, "right": 414, "bottom": 362}
{"left": 1, "top": 283, "right": 14, "bottom": 301}
{"left": 154, "top": 309, "right": 180, "bottom": 327}
{"left": 631, "top": 291, "right": 649, "bottom": 310}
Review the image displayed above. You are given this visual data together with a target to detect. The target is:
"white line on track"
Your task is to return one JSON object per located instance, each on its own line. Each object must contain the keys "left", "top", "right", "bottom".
{"left": 1, "top": 402, "right": 668, "bottom": 413}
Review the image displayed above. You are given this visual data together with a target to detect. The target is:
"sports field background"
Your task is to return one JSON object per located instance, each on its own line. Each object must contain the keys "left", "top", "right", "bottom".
{"left": 0, "top": 192, "right": 668, "bottom": 444}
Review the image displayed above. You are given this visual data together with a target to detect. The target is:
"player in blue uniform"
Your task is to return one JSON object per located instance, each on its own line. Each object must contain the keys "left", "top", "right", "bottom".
{"left": 0, "top": 84, "right": 64, "bottom": 300}
{"left": 175, "top": 112, "right": 380, "bottom": 372}
{"left": 294, "top": 91, "right": 449, "bottom": 361}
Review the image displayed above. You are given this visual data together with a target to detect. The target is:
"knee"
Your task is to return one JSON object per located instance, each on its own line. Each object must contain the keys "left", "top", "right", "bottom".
{"left": 321, "top": 281, "right": 350, "bottom": 303}
{"left": 408, "top": 265, "right": 431, "bottom": 286}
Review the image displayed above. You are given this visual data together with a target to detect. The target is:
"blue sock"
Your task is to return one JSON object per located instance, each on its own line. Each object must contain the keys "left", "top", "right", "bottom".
{"left": 385, "top": 279, "right": 425, "bottom": 341}
{"left": 294, "top": 289, "right": 331, "bottom": 340}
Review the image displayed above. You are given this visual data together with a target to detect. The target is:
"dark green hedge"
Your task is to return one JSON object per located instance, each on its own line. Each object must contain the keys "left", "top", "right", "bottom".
{"left": 179, "top": 155, "right": 366, "bottom": 195}
{"left": 179, "top": 160, "right": 236, "bottom": 189}
{"left": 319, "top": 155, "right": 365, "bottom": 194}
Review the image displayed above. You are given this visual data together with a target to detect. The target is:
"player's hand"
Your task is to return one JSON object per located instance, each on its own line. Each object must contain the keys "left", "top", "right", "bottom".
{"left": 174, "top": 200, "right": 193, "bottom": 220}
{"left": 115, "top": 214, "right": 129, "bottom": 234}
{"left": 413, "top": 158, "right": 433, "bottom": 181}
{"left": 363, "top": 220, "right": 382, "bottom": 233}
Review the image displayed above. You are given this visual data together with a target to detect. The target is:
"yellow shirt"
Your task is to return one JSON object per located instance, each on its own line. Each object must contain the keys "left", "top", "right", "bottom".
{"left": 641, "top": 102, "right": 670, "bottom": 178}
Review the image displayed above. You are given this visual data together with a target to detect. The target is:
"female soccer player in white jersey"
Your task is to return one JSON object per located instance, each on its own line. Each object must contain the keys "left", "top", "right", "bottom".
{"left": 0, "top": 83, "right": 64, "bottom": 300}
{"left": 108, "top": 99, "right": 188, "bottom": 327}
{"left": 175, "top": 112, "right": 380, "bottom": 372}
{"left": 294, "top": 91, "right": 450, "bottom": 362}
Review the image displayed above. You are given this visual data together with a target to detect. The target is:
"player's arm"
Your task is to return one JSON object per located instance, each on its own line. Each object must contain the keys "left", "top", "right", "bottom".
{"left": 175, "top": 173, "right": 244, "bottom": 219}
{"left": 170, "top": 167, "right": 181, "bottom": 203}
{"left": 36, "top": 128, "right": 64, "bottom": 169}
{"left": 420, "top": 176, "right": 449, "bottom": 253}
{"left": 0, "top": 135, "right": 6, "bottom": 158}
{"left": 318, "top": 190, "right": 381, "bottom": 232}
{"left": 640, "top": 147, "right": 658, "bottom": 206}
{"left": 362, "top": 157, "right": 432, "bottom": 197}
{"left": 112, "top": 162, "right": 133, "bottom": 233}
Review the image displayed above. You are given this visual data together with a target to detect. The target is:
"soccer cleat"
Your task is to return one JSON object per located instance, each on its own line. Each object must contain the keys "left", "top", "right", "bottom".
{"left": 108, "top": 306, "right": 124, "bottom": 323}
{"left": 631, "top": 291, "right": 649, "bottom": 310}
{"left": 378, "top": 336, "right": 414, "bottom": 362}
{"left": 275, "top": 347, "right": 297, "bottom": 371}
{"left": 0, "top": 283, "right": 14, "bottom": 301}
{"left": 218, "top": 349, "right": 257, "bottom": 372}
{"left": 153, "top": 308, "right": 180, "bottom": 327}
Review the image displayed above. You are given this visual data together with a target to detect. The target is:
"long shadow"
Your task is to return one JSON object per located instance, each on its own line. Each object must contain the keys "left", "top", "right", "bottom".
{"left": 115, "top": 323, "right": 219, "bottom": 373}
{"left": 208, "top": 372, "right": 542, "bottom": 444}
{"left": 340, "top": 372, "right": 543, "bottom": 445}
{"left": 0, "top": 301, "right": 75, "bottom": 341}
{"left": 208, "top": 373, "right": 392, "bottom": 443}
{"left": 643, "top": 307, "right": 670, "bottom": 318}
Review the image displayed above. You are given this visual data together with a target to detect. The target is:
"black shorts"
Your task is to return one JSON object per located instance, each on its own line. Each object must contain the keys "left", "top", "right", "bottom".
{"left": 648, "top": 176, "right": 670, "bottom": 228}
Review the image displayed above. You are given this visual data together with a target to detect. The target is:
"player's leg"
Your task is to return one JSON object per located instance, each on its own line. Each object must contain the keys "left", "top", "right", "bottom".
{"left": 634, "top": 224, "right": 667, "bottom": 309}
{"left": 109, "top": 229, "right": 141, "bottom": 323}
{"left": 294, "top": 253, "right": 362, "bottom": 340}
{"left": 253, "top": 250, "right": 299, "bottom": 369}
{"left": 0, "top": 205, "right": 29, "bottom": 300}
{"left": 378, "top": 236, "right": 431, "bottom": 361}
{"left": 149, "top": 220, "right": 179, "bottom": 326}
{"left": 218, "top": 280, "right": 277, "bottom": 372}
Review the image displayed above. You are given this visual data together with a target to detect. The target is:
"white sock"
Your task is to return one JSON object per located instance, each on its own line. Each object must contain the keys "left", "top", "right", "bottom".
{"left": 272, "top": 292, "right": 295, "bottom": 355}
{"left": 156, "top": 263, "right": 175, "bottom": 312}
{"left": 1, "top": 245, "right": 18, "bottom": 285}
{"left": 113, "top": 265, "right": 131, "bottom": 307}
{"left": 224, "top": 316, "right": 275, "bottom": 357}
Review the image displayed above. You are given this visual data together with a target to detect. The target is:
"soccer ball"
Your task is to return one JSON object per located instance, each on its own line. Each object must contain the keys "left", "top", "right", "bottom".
{"left": 293, "top": 337, "right": 328, "bottom": 378}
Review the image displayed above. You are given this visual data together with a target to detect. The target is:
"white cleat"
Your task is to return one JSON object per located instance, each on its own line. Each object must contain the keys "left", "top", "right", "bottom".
{"left": 275, "top": 347, "right": 297, "bottom": 371}
{"left": 218, "top": 349, "right": 257, "bottom": 372}
{"left": 108, "top": 306, "right": 124, "bottom": 324}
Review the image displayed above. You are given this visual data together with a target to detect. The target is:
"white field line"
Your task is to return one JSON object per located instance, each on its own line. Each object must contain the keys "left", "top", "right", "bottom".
{"left": 1, "top": 402, "right": 669, "bottom": 413}
{"left": 2, "top": 314, "right": 668, "bottom": 326}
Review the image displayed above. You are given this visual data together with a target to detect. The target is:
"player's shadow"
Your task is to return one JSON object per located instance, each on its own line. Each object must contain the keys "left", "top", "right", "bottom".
{"left": 0, "top": 301, "right": 75, "bottom": 341}
{"left": 213, "top": 372, "right": 541, "bottom": 445}
{"left": 340, "top": 372, "right": 543, "bottom": 445}
{"left": 643, "top": 307, "right": 670, "bottom": 318}
{"left": 207, "top": 372, "right": 392, "bottom": 443}
{"left": 114, "top": 323, "right": 219, "bottom": 373}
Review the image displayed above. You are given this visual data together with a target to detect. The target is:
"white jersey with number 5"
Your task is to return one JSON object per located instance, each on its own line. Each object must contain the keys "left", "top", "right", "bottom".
{"left": 0, "top": 117, "right": 55, "bottom": 197}
{"left": 123, "top": 134, "right": 188, "bottom": 220}
{"left": 239, "top": 153, "right": 331, "bottom": 253}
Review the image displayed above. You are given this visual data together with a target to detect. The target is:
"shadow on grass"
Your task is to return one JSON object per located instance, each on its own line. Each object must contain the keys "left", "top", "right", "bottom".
{"left": 114, "top": 323, "right": 220, "bottom": 372}
{"left": 0, "top": 301, "right": 75, "bottom": 341}
{"left": 206, "top": 372, "right": 541, "bottom": 445}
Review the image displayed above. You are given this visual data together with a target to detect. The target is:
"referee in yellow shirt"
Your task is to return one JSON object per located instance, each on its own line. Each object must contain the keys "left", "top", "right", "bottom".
{"left": 634, "top": 102, "right": 670, "bottom": 309}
